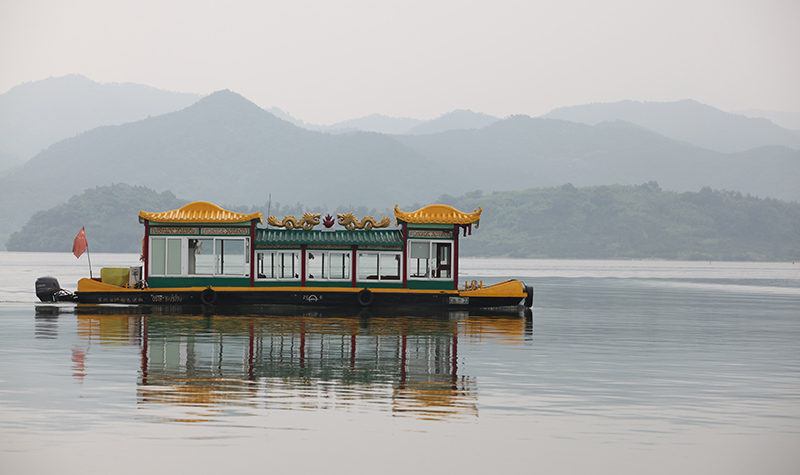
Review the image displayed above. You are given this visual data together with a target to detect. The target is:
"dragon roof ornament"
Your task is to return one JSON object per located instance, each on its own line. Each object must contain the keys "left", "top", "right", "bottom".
{"left": 267, "top": 213, "right": 321, "bottom": 230}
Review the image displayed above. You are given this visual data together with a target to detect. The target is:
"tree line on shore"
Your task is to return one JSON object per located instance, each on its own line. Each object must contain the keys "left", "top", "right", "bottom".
{"left": 446, "top": 182, "right": 799, "bottom": 261}
{"left": 6, "top": 182, "right": 799, "bottom": 262}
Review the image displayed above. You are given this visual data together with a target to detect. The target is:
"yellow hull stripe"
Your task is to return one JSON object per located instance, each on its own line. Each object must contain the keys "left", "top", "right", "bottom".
{"left": 78, "top": 278, "right": 527, "bottom": 298}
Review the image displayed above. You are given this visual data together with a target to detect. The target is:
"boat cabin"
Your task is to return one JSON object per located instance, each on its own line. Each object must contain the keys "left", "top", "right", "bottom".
{"left": 139, "top": 202, "right": 481, "bottom": 291}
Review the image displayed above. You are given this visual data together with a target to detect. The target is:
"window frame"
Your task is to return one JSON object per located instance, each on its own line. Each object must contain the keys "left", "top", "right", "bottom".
{"left": 356, "top": 251, "right": 403, "bottom": 282}
{"left": 255, "top": 249, "right": 302, "bottom": 281}
{"left": 305, "top": 249, "right": 352, "bottom": 282}
{"left": 406, "top": 239, "right": 454, "bottom": 281}
{"left": 150, "top": 237, "right": 183, "bottom": 276}
{"left": 149, "top": 236, "right": 250, "bottom": 277}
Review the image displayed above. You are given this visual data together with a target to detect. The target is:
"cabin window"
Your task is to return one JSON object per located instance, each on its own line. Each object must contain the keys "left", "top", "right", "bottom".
{"left": 307, "top": 250, "right": 351, "bottom": 281}
{"left": 329, "top": 252, "right": 351, "bottom": 280}
{"left": 188, "top": 238, "right": 214, "bottom": 274}
{"left": 357, "top": 252, "right": 401, "bottom": 281}
{"left": 407, "top": 240, "right": 452, "bottom": 280}
{"left": 256, "top": 250, "right": 300, "bottom": 280}
{"left": 215, "top": 238, "right": 248, "bottom": 275}
{"left": 188, "top": 237, "right": 248, "bottom": 276}
{"left": 150, "top": 237, "right": 249, "bottom": 277}
{"left": 408, "top": 241, "right": 429, "bottom": 278}
{"left": 150, "top": 237, "right": 182, "bottom": 276}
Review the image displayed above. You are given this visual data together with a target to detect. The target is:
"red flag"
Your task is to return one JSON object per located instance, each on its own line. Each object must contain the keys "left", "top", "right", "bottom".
{"left": 73, "top": 227, "right": 88, "bottom": 258}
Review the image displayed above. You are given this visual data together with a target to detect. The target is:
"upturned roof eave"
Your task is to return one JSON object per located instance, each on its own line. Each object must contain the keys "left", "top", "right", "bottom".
{"left": 393, "top": 204, "right": 482, "bottom": 225}
{"left": 139, "top": 201, "right": 263, "bottom": 225}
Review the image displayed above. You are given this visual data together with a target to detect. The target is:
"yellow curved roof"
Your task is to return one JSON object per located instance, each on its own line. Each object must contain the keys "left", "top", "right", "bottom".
{"left": 139, "top": 201, "right": 263, "bottom": 224}
{"left": 394, "top": 204, "right": 481, "bottom": 225}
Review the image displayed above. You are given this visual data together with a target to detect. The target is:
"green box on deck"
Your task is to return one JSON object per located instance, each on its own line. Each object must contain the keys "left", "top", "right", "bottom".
{"left": 100, "top": 267, "right": 129, "bottom": 287}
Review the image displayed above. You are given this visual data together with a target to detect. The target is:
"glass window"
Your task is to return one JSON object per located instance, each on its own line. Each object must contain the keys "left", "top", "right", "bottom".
{"left": 408, "top": 240, "right": 452, "bottom": 280}
{"left": 166, "top": 239, "right": 182, "bottom": 275}
{"left": 329, "top": 252, "right": 350, "bottom": 280}
{"left": 358, "top": 253, "right": 379, "bottom": 280}
{"left": 433, "top": 242, "right": 451, "bottom": 279}
{"left": 408, "top": 241, "right": 430, "bottom": 278}
{"left": 151, "top": 238, "right": 166, "bottom": 275}
{"left": 256, "top": 251, "right": 300, "bottom": 280}
{"left": 216, "top": 238, "right": 246, "bottom": 275}
{"left": 358, "top": 252, "right": 401, "bottom": 281}
{"left": 306, "top": 251, "right": 325, "bottom": 279}
{"left": 277, "top": 251, "right": 299, "bottom": 279}
{"left": 188, "top": 238, "right": 214, "bottom": 275}
{"left": 150, "top": 237, "right": 182, "bottom": 276}
{"left": 307, "top": 251, "right": 351, "bottom": 281}
{"left": 379, "top": 253, "right": 401, "bottom": 280}
{"left": 151, "top": 237, "right": 248, "bottom": 277}
{"left": 257, "top": 251, "right": 275, "bottom": 279}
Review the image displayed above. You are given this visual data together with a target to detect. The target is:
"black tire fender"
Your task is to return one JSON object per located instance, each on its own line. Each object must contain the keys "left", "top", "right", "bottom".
{"left": 357, "top": 288, "right": 374, "bottom": 307}
{"left": 200, "top": 287, "right": 217, "bottom": 305}
{"left": 524, "top": 285, "right": 534, "bottom": 308}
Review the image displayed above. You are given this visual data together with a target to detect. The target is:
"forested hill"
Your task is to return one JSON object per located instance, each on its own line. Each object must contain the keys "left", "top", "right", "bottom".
{"left": 446, "top": 183, "right": 800, "bottom": 261}
{"left": 4, "top": 183, "right": 390, "bottom": 254}
{"left": 5, "top": 185, "right": 187, "bottom": 253}
{"left": 7, "top": 182, "right": 799, "bottom": 261}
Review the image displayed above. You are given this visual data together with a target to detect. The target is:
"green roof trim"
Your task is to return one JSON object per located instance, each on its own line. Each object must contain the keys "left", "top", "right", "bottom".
{"left": 256, "top": 229, "right": 403, "bottom": 247}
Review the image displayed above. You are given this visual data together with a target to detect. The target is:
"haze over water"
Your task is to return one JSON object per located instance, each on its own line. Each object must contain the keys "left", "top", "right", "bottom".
{"left": 1, "top": 252, "right": 799, "bottom": 474}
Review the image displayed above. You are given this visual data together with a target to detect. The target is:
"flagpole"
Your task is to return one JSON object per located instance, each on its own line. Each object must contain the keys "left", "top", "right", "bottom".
{"left": 86, "top": 241, "right": 93, "bottom": 279}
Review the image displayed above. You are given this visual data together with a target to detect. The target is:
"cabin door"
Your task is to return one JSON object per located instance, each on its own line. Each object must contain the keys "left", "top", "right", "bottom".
{"left": 433, "top": 242, "right": 452, "bottom": 278}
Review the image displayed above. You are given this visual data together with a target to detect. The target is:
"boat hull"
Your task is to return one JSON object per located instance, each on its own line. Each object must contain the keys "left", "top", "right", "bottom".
{"left": 72, "top": 278, "right": 533, "bottom": 309}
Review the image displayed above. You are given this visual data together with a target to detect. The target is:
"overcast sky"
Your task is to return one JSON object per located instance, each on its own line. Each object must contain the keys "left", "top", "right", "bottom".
{"left": 1, "top": 0, "right": 798, "bottom": 124}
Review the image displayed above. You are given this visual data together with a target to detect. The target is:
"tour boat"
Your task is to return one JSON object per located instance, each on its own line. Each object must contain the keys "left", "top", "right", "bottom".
{"left": 36, "top": 201, "right": 533, "bottom": 309}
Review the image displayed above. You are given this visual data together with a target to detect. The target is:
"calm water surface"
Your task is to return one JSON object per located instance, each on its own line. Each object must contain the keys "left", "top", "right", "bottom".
{"left": 1, "top": 252, "right": 799, "bottom": 474}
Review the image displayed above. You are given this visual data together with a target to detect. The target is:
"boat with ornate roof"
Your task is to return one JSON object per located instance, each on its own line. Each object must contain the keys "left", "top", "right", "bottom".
{"left": 35, "top": 201, "right": 533, "bottom": 310}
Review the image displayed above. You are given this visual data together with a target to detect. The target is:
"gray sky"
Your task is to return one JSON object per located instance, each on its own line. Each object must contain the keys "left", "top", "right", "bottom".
{"left": 2, "top": 0, "right": 798, "bottom": 124}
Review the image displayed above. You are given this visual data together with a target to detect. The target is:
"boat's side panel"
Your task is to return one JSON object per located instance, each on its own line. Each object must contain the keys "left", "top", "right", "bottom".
{"left": 406, "top": 280, "right": 458, "bottom": 290}
{"left": 147, "top": 276, "right": 250, "bottom": 288}
{"left": 75, "top": 278, "right": 531, "bottom": 308}
{"left": 75, "top": 288, "right": 526, "bottom": 308}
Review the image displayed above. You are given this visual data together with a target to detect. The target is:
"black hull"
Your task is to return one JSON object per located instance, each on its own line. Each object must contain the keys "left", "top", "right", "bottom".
{"left": 74, "top": 287, "right": 529, "bottom": 310}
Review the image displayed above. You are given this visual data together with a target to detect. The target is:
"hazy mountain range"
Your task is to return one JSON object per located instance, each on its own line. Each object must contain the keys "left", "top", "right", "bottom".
{"left": 542, "top": 100, "right": 800, "bottom": 153}
{"left": 1, "top": 75, "right": 799, "bottom": 250}
{"left": 270, "top": 110, "right": 426, "bottom": 135}
{"left": 268, "top": 108, "right": 499, "bottom": 136}
{"left": 736, "top": 109, "right": 800, "bottom": 132}
{"left": 3, "top": 76, "right": 798, "bottom": 168}
{"left": 0, "top": 75, "right": 200, "bottom": 170}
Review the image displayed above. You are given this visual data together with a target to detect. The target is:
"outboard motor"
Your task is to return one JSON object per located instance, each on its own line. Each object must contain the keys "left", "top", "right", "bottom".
{"left": 35, "top": 277, "right": 74, "bottom": 302}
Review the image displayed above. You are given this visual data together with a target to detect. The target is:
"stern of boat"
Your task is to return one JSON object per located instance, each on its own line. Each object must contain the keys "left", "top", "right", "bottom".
{"left": 458, "top": 279, "right": 533, "bottom": 308}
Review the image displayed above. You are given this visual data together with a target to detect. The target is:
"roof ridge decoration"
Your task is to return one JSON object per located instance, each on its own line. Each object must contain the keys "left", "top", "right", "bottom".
{"left": 256, "top": 228, "right": 403, "bottom": 247}
{"left": 139, "top": 201, "right": 263, "bottom": 224}
{"left": 394, "top": 204, "right": 482, "bottom": 226}
{"left": 337, "top": 213, "right": 392, "bottom": 230}
{"left": 267, "top": 213, "right": 321, "bottom": 230}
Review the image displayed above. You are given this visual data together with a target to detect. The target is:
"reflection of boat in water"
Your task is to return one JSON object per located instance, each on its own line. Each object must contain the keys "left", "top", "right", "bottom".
{"left": 36, "top": 202, "right": 533, "bottom": 311}
{"left": 54, "top": 308, "right": 533, "bottom": 421}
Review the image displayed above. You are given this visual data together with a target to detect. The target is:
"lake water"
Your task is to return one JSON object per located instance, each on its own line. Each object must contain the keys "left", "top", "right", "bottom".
{"left": 1, "top": 252, "right": 799, "bottom": 474}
